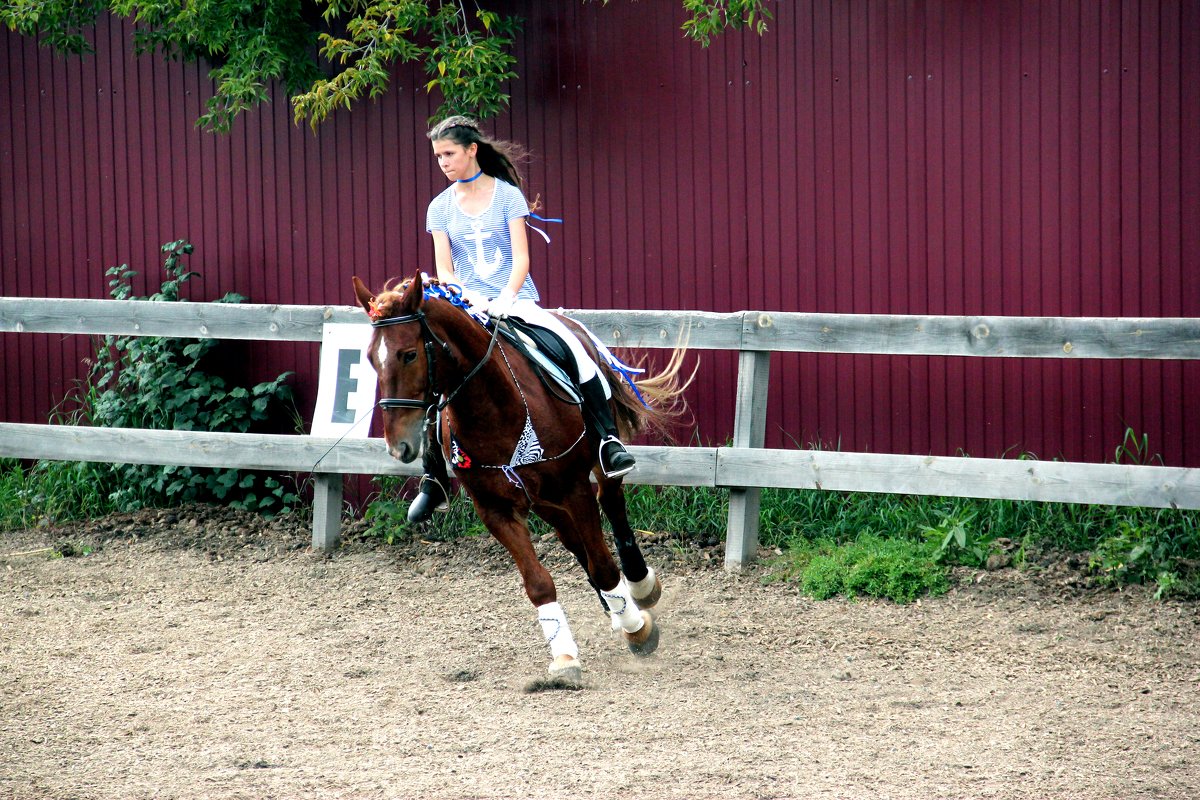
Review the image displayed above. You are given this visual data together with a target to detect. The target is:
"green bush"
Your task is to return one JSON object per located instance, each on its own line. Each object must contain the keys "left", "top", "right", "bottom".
{"left": 0, "top": 240, "right": 300, "bottom": 529}
{"left": 1088, "top": 512, "right": 1200, "bottom": 599}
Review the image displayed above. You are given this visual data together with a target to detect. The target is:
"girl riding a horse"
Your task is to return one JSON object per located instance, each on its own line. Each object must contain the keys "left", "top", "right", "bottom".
{"left": 411, "top": 115, "right": 636, "bottom": 524}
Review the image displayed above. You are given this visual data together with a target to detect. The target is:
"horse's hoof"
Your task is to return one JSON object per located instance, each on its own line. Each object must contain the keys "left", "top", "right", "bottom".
{"left": 623, "top": 611, "right": 659, "bottom": 657}
{"left": 547, "top": 654, "right": 583, "bottom": 685}
{"left": 632, "top": 575, "right": 663, "bottom": 608}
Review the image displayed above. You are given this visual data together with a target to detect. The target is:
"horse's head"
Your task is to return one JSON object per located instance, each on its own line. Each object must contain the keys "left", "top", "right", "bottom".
{"left": 353, "top": 273, "right": 433, "bottom": 463}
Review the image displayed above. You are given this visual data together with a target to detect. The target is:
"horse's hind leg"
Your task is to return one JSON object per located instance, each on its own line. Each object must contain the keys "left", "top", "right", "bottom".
{"left": 540, "top": 486, "right": 659, "bottom": 657}
{"left": 596, "top": 477, "right": 662, "bottom": 608}
{"left": 476, "top": 505, "right": 582, "bottom": 682}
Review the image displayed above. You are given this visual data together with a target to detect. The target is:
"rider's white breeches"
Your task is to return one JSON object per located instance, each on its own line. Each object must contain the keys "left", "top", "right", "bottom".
{"left": 510, "top": 300, "right": 599, "bottom": 385}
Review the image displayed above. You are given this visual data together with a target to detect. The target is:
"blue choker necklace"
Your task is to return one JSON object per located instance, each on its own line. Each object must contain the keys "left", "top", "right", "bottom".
{"left": 457, "top": 169, "right": 484, "bottom": 183}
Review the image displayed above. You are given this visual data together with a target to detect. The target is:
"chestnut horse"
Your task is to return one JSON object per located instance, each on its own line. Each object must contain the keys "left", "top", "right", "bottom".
{"left": 353, "top": 274, "right": 691, "bottom": 684}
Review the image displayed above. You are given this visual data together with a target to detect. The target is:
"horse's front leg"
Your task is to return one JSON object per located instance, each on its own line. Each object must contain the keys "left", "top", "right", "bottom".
{"left": 476, "top": 504, "right": 583, "bottom": 684}
{"left": 596, "top": 476, "right": 662, "bottom": 608}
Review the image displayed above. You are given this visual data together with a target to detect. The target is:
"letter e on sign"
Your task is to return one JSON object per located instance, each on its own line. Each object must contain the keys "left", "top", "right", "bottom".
{"left": 312, "top": 323, "right": 376, "bottom": 438}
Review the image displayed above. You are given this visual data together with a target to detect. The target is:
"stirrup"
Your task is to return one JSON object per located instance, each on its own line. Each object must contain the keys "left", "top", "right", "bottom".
{"left": 407, "top": 475, "right": 450, "bottom": 524}
{"left": 598, "top": 436, "right": 636, "bottom": 479}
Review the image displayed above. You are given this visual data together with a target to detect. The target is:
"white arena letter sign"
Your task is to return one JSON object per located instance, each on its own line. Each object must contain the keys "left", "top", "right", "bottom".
{"left": 311, "top": 323, "right": 376, "bottom": 438}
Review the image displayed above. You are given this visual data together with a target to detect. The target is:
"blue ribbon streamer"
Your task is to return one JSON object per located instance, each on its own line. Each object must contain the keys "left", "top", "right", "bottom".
{"left": 526, "top": 212, "right": 564, "bottom": 244}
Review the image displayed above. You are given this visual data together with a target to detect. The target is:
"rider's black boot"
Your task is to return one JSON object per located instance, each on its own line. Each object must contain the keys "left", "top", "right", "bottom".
{"left": 407, "top": 438, "right": 451, "bottom": 524}
{"left": 579, "top": 375, "right": 636, "bottom": 479}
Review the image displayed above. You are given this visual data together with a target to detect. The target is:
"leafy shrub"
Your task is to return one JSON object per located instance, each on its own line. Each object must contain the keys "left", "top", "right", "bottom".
{"left": 924, "top": 509, "right": 995, "bottom": 567}
{"left": 1088, "top": 512, "right": 1200, "bottom": 599}
{"left": 55, "top": 240, "right": 299, "bottom": 516}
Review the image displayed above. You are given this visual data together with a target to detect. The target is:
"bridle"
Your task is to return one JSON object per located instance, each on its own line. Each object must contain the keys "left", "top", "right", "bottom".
{"left": 371, "top": 305, "right": 501, "bottom": 414}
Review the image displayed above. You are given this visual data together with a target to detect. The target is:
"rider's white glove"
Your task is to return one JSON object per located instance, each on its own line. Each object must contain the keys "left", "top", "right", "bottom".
{"left": 488, "top": 289, "right": 516, "bottom": 320}
{"left": 459, "top": 288, "right": 490, "bottom": 314}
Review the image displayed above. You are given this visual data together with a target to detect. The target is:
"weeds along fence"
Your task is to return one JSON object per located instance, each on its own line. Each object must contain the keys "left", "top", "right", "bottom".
{"left": 3, "top": 296, "right": 1200, "bottom": 570}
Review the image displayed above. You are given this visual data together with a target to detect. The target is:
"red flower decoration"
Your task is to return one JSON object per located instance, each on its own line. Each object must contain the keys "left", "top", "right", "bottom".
{"left": 367, "top": 298, "right": 385, "bottom": 321}
{"left": 450, "top": 436, "right": 472, "bottom": 469}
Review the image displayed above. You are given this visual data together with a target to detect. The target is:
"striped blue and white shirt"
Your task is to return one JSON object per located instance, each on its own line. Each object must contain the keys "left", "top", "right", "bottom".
{"left": 426, "top": 179, "right": 538, "bottom": 301}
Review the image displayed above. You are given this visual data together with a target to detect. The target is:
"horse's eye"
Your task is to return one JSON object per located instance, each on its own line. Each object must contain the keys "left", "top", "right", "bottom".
{"left": 402, "top": 350, "right": 418, "bottom": 365}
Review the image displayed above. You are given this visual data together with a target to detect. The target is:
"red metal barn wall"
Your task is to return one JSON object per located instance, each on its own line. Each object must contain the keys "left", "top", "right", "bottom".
{"left": 2, "top": 1, "right": 1198, "bottom": 468}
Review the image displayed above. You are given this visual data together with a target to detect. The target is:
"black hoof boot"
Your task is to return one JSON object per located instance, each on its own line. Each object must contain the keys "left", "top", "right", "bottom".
{"left": 407, "top": 476, "right": 449, "bottom": 524}
{"left": 599, "top": 436, "right": 636, "bottom": 479}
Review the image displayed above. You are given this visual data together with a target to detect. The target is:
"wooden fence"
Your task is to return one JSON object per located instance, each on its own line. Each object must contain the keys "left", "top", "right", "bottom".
{"left": 3, "top": 296, "right": 1199, "bottom": 570}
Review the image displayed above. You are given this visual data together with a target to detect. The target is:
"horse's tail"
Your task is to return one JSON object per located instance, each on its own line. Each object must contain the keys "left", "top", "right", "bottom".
{"left": 602, "top": 326, "right": 697, "bottom": 442}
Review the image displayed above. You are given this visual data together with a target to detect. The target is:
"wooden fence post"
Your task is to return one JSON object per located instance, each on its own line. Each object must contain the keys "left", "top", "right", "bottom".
{"left": 725, "top": 348, "right": 770, "bottom": 571}
{"left": 312, "top": 473, "right": 343, "bottom": 553}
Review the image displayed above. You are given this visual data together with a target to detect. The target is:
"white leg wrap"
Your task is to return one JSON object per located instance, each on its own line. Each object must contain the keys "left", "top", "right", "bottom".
{"left": 628, "top": 567, "right": 657, "bottom": 600}
{"left": 536, "top": 602, "right": 579, "bottom": 660}
{"left": 600, "top": 578, "right": 645, "bottom": 634}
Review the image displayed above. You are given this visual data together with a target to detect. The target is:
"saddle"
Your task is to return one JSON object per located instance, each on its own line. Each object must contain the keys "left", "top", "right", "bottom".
{"left": 497, "top": 317, "right": 584, "bottom": 405}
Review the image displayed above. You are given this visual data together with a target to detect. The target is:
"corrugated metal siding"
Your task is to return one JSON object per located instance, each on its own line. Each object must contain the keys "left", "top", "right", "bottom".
{"left": 2, "top": 1, "right": 1198, "bottom": 466}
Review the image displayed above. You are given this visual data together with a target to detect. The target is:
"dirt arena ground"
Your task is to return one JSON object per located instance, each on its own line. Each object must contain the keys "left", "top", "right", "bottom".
{"left": 2, "top": 505, "right": 1197, "bottom": 799}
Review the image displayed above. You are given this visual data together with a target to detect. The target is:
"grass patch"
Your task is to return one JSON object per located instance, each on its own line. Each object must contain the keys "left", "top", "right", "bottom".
{"left": 361, "top": 475, "right": 492, "bottom": 543}
{"left": 0, "top": 458, "right": 116, "bottom": 530}
{"left": 352, "top": 474, "right": 1199, "bottom": 600}
{"left": 768, "top": 535, "right": 949, "bottom": 603}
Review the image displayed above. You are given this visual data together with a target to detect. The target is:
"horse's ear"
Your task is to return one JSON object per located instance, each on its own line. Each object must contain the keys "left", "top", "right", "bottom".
{"left": 399, "top": 270, "right": 424, "bottom": 313}
{"left": 352, "top": 276, "right": 374, "bottom": 314}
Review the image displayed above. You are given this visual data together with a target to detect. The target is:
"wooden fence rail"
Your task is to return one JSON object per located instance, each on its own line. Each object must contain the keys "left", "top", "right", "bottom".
{"left": 3, "top": 297, "right": 1199, "bottom": 569}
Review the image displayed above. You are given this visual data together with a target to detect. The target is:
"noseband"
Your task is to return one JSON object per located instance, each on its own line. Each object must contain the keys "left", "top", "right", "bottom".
{"left": 372, "top": 306, "right": 501, "bottom": 414}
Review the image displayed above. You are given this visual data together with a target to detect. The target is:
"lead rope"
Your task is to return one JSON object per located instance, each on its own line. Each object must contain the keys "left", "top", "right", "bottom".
{"left": 309, "top": 412, "right": 374, "bottom": 472}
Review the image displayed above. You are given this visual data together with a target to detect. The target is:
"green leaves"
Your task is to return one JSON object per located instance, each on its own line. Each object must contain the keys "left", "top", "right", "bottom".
{"left": 1, "top": 0, "right": 107, "bottom": 54}
{"left": 10, "top": 1, "right": 771, "bottom": 132}
{"left": 925, "top": 509, "right": 989, "bottom": 567}
{"left": 679, "top": 0, "right": 773, "bottom": 46}
{"left": 71, "top": 239, "right": 299, "bottom": 516}
{"left": 294, "top": 1, "right": 520, "bottom": 129}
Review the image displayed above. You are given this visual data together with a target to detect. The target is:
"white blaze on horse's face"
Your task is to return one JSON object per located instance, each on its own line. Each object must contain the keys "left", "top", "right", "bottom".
{"left": 370, "top": 327, "right": 426, "bottom": 464}
{"left": 375, "top": 334, "right": 390, "bottom": 373}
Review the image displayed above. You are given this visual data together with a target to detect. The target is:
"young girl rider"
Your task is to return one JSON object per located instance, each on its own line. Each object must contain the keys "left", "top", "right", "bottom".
{"left": 407, "top": 116, "right": 636, "bottom": 523}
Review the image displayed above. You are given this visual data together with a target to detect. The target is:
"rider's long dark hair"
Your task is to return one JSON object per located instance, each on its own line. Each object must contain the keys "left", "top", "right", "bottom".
{"left": 427, "top": 116, "right": 540, "bottom": 211}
